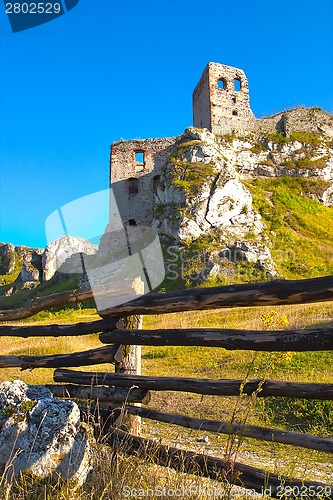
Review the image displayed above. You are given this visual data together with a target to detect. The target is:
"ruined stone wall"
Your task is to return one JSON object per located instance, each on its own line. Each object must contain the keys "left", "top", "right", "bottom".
{"left": 254, "top": 107, "right": 333, "bottom": 137}
{"left": 110, "top": 137, "right": 176, "bottom": 226}
{"left": 192, "top": 65, "right": 211, "bottom": 130}
{"left": 193, "top": 62, "right": 255, "bottom": 135}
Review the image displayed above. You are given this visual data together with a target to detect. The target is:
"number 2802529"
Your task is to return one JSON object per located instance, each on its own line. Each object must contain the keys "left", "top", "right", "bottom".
{"left": 5, "top": 3, "right": 61, "bottom": 14}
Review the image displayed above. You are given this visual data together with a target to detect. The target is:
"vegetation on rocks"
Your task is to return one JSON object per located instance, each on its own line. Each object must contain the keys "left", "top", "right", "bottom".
{"left": 168, "top": 157, "right": 216, "bottom": 200}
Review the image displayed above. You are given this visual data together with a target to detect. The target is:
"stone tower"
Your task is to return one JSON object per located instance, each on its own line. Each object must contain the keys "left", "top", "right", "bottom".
{"left": 193, "top": 62, "right": 255, "bottom": 135}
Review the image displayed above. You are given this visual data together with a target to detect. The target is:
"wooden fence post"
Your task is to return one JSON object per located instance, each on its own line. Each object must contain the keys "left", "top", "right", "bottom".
{"left": 113, "top": 278, "right": 144, "bottom": 436}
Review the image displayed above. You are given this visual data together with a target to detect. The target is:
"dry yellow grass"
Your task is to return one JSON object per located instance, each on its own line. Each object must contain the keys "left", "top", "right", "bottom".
{"left": 0, "top": 302, "right": 333, "bottom": 498}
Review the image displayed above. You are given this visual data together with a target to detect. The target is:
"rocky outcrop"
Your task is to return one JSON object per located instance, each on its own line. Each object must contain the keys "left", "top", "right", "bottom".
{"left": 0, "top": 380, "right": 92, "bottom": 485}
{"left": 153, "top": 124, "right": 333, "bottom": 281}
{"left": 0, "top": 236, "right": 98, "bottom": 296}
{"left": 0, "top": 243, "right": 16, "bottom": 275}
{"left": 154, "top": 128, "right": 265, "bottom": 241}
{"left": 42, "top": 236, "right": 98, "bottom": 281}
{"left": 154, "top": 128, "right": 277, "bottom": 277}
{"left": 0, "top": 245, "right": 44, "bottom": 294}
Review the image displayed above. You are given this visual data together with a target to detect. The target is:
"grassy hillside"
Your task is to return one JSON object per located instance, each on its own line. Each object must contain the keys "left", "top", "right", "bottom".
{"left": 247, "top": 177, "right": 333, "bottom": 279}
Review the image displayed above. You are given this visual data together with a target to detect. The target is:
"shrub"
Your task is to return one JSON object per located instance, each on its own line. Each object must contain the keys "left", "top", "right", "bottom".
{"left": 266, "top": 132, "right": 289, "bottom": 144}
{"left": 289, "top": 131, "right": 322, "bottom": 146}
{"left": 250, "top": 142, "right": 267, "bottom": 153}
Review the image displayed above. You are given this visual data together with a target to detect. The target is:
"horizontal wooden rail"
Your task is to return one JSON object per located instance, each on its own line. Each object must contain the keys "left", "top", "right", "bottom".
{"left": 3, "top": 320, "right": 333, "bottom": 352}
{"left": 98, "top": 275, "right": 333, "bottom": 317}
{"left": 0, "top": 280, "right": 139, "bottom": 321}
{"left": 46, "top": 384, "right": 150, "bottom": 404}
{"left": 1, "top": 275, "right": 333, "bottom": 321}
{"left": 0, "top": 345, "right": 123, "bottom": 370}
{"left": 98, "top": 404, "right": 333, "bottom": 453}
{"left": 104, "top": 427, "right": 333, "bottom": 497}
{"left": 0, "top": 318, "right": 118, "bottom": 338}
{"left": 54, "top": 369, "right": 333, "bottom": 400}
{"left": 100, "top": 326, "right": 333, "bottom": 351}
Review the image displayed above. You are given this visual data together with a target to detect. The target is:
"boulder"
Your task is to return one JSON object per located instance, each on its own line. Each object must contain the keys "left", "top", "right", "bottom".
{"left": 42, "top": 236, "right": 98, "bottom": 281}
{"left": 0, "top": 380, "right": 92, "bottom": 485}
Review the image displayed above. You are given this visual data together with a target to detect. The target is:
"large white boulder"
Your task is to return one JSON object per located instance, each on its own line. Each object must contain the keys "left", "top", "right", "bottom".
{"left": 42, "top": 236, "right": 98, "bottom": 281}
{"left": 0, "top": 380, "right": 92, "bottom": 485}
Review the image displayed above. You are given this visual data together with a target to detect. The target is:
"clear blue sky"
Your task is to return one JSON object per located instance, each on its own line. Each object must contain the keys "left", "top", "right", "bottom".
{"left": 0, "top": 0, "right": 332, "bottom": 248}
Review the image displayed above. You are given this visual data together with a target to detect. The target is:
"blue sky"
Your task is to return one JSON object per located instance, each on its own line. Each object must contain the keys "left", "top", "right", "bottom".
{"left": 0, "top": 0, "right": 332, "bottom": 248}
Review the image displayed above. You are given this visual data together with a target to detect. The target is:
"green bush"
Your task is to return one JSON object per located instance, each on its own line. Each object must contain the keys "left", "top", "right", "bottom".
{"left": 289, "top": 131, "right": 322, "bottom": 146}
{"left": 266, "top": 132, "right": 289, "bottom": 144}
{"left": 251, "top": 142, "right": 267, "bottom": 153}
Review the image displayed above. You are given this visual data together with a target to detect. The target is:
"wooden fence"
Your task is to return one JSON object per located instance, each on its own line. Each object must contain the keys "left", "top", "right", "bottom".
{"left": 1, "top": 275, "right": 333, "bottom": 498}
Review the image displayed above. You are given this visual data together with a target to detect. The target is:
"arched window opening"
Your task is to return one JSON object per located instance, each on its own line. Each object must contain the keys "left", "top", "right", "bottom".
{"left": 231, "top": 97, "right": 236, "bottom": 104}
{"left": 128, "top": 177, "right": 139, "bottom": 195}
{"left": 234, "top": 78, "right": 241, "bottom": 92}
{"left": 153, "top": 175, "right": 160, "bottom": 194}
{"left": 217, "top": 78, "right": 227, "bottom": 90}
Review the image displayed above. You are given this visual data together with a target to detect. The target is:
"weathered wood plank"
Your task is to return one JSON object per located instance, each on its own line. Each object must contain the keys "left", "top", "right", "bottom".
{"left": 98, "top": 275, "right": 333, "bottom": 317}
{"left": 104, "top": 428, "right": 333, "bottom": 497}
{"left": 54, "top": 369, "right": 333, "bottom": 400}
{"left": 1, "top": 275, "right": 333, "bottom": 321}
{"left": 0, "top": 318, "right": 118, "bottom": 338}
{"left": 46, "top": 384, "right": 150, "bottom": 404}
{"left": 103, "top": 404, "right": 333, "bottom": 453}
{"left": 0, "top": 280, "right": 140, "bottom": 321}
{"left": 100, "top": 326, "right": 333, "bottom": 351}
{"left": 0, "top": 345, "right": 123, "bottom": 370}
{"left": 3, "top": 318, "right": 333, "bottom": 353}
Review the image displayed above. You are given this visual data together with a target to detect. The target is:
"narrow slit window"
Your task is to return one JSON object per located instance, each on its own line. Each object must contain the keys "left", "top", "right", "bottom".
{"left": 153, "top": 175, "right": 160, "bottom": 194}
{"left": 234, "top": 78, "right": 241, "bottom": 92}
{"left": 128, "top": 178, "right": 139, "bottom": 195}
{"left": 231, "top": 97, "right": 236, "bottom": 104}
{"left": 217, "top": 78, "right": 226, "bottom": 90}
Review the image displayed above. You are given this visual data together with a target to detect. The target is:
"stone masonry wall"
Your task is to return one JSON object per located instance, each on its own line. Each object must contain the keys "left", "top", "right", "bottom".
{"left": 193, "top": 62, "right": 255, "bottom": 135}
{"left": 110, "top": 137, "right": 176, "bottom": 226}
{"left": 255, "top": 107, "right": 333, "bottom": 137}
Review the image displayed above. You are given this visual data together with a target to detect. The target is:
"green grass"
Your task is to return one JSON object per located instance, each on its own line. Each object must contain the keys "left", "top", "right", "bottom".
{"left": 247, "top": 176, "right": 333, "bottom": 279}
{"left": 0, "top": 273, "right": 80, "bottom": 310}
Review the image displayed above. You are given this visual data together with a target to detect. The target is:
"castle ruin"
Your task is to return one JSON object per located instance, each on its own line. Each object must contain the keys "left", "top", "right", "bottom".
{"left": 110, "top": 61, "right": 256, "bottom": 226}
{"left": 193, "top": 62, "right": 255, "bottom": 135}
{"left": 109, "top": 62, "right": 332, "bottom": 227}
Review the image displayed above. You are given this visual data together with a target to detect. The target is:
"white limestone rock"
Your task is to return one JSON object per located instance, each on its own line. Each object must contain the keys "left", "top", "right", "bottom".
{"left": 322, "top": 184, "right": 333, "bottom": 207}
{"left": 0, "top": 243, "right": 16, "bottom": 275}
{"left": 225, "top": 241, "right": 277, "bottom": 276}
{"left": 42, "top": 236, "right": 98, "bottom": 281}
{"left": 0, "top": 380, "right": 92, "bottom": 485}
{"left": 154, "top": 127, "right": 265, "bottom": 243}
{"left": 21, "top": 263, "right": 40, "bottom": 282}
